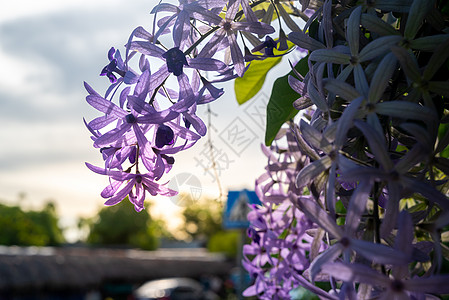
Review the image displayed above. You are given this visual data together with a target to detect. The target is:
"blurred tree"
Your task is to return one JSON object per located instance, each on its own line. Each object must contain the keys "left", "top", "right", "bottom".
{"left": 207, "top": 230, "right": 240, "bottom": 258}
{"left": 85, "top": 198, "right": 167, "bottom": 250}
{"left": 179, "top": 194, "right": 223, "bottom": 242}
{"left": 0, "top": 201, "right": 65, "bottom": 246}
{"left": 177, "top": 194, "right": 239, "bottom": 257}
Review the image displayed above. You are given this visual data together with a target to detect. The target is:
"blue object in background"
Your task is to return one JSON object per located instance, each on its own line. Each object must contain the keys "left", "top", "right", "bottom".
{"left": 223, "top": 190, "right": 261, "bottom": 229}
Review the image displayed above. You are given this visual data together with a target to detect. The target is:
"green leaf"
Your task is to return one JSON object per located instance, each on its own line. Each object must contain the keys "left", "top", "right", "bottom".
{"left": 234, "top": 56, "right": 282, "bottom": 105}
{"left": 234, "top": 40, "right": 295, "bottom": 105}
{"left": 265, "top": 56, "right": 309, "bottom": 145}
{"left": 437, "top": 122, "right": 449, "bottom": 156}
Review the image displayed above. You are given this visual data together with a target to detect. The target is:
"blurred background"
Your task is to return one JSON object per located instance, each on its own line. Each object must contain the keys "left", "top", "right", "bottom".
{"left": 0, "top": 1, "right": 308, "bottom": 299}
{"left": 0, "top": 0, "right": 273, "bottom": 242}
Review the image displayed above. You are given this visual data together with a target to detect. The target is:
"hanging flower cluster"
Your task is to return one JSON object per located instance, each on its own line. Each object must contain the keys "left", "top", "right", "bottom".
{"left": 242, "top": 128, "right": 331, "bottom": 299}
{"left": 84, "top": 0, "right": 275, "bottom": 212}
{"left": 85, "top": 0, "right": 449, "bottom": 298}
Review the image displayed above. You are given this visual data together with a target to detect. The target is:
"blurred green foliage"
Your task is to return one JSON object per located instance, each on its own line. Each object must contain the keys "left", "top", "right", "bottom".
{"left": 207, "top": 230, "right": 240, "bottom": 258}
{"left": 83, "top": 198, "right": 166, "bottom": 250}
{"left": 0, "top": 201, "right": 64, "bottom": 246}
{"left": 178, "top": 194, "right": 239, "bottom": 257}
{"left": 180, "top": 195, "right": 223, "bottom": 241}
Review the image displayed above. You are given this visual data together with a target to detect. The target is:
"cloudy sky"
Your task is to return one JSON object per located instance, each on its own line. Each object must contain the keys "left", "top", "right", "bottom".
{"left": 0, "top": 0, "right": 297, "bottom": 241}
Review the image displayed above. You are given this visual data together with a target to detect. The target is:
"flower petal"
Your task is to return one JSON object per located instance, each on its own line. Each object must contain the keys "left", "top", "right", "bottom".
{"left": 309, "top": 49, "right": 350, "bottom": 64}
{"left": 296, "top": 155, "right": 333, "bottom": 189}
{"left": 288, "top": 30, "right": 325, "bottom": 51}
{"left": 187, "top": 57, "right": 227, "bottom": 71}
{"left": 346, "top": 6, "right": 362, "bottom": 56}
{"left": 94, "top": 123, "right": 132, "bottom": 147}
{"left": 322, "top": 262, "right": 390, "bottom": 286}
{"left": 405, "top": 275, "right": 449, "bottom": 294}
{"left": 295, "top": 196, "right": 344, "bottom": 239}
{"left": 104, "top": 180, "right": 135, "bottom": 206}
{"left": 345, "top": 179, "right": 371, "bottom": 237}
{"left": 351, "top": 239, "right": 410, "bottom": 265}
{"left": 86, "top": 95, "right": 127, "bottom": 119}
{"left": 309, "top": 244, "right": 344, "bottom": 282}
{"left": 359, "top": 35, "right": 402, "bottom": 62}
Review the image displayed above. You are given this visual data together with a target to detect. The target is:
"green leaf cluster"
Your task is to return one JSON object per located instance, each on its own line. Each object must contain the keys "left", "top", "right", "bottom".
{"left": 179, "top": 193, "right": 223, "bottom": 242}
{"left": 207, "top": 230, "right": 239, "bottom": 258}
{"left": 85, "top": 199, "right": 160, "bottom": 250}
{"left": 0, "top": 201, "right": 64, "bottom": 246}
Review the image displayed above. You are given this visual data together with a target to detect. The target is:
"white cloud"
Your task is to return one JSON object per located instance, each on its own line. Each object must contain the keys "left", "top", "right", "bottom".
{"left": 0, "top": 0, "right": 125, "bottom": 24}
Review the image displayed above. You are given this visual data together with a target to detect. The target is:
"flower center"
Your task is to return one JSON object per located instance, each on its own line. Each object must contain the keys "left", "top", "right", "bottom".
{"left": 390, "top": 279, "right": 404, "bottom": 293}
{"left": 162, "top": 47, "right": 188, "bottom": 76}
{"left": 365, "top": 103, "right": 376, "bottom": 113}
{"left": 135, "top": 175, "right": 142, "bottom": 184}
{"left": 329, "top": 150, "right": 338, "bottom": 161}
{"left": 155, "top": 125, "right": 175, "bottom": 148}
{"left": 389, "top": 170, "right": 400, "bottom": 181}
{"left": 223, "top": 21, "right": 232, "bottom": 31}
{"left": 340, "top": 237, "right": 351, "bottom": 248}
{"left": 125, "top": 113, "right": 137, "bottom": 123}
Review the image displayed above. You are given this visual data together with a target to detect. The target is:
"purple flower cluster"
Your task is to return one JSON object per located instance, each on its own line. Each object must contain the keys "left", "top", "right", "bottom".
{"left": 241, "top": 0, "right": 449, "bottom": 299}
{"left": 84, "top": 0, "right": 449, "bottom": 298}
{"left": 242, "top": 130, "right": 330, "bottom": 299}
{"left": 84, "top": 1, "right": 274, "bottom": 211}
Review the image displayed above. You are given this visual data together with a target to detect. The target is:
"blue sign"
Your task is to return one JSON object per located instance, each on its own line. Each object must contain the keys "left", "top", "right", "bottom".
{"left": 223, "top": 190, "right": 261, "bottom": 229}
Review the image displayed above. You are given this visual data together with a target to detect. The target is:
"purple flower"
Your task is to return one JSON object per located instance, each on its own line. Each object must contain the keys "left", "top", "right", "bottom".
{"left": 295, "top": 194, "right": 410, "bottom": 282}
{"left": 337, "top": 120, "right": 449, "bottom": 237}
{"left": 259, "top": 1, "right": 301, "bottom": 35}
{"left": 322, "top": 262, "right": 449, "bottom": 298}
{"left": 85, "top": 67, "right": 203, "bottom": 207}
{"left": 127, "top": 41, "right": 226, "bottom": 118}
{"left": 85, "top": 93, "right": 176, "bottom": 149}
{"left": 151, "top": 0, "right": 227, "bottom": 50}
{"left": 196, "top": 0, "right": 275, "bottom": 76}
{"left": 86, "top": 163, "right": 177, "bottom": 212}
{"left": 252, "top": 36, "right": 278, "bottom": 56}
{"left": 100, "top": 47, "right": 126, "bottom": 83}
{"left": 128, "top": 41, "right": 227, "bottom": 83}
{"left": 244, "top": 131, "right": 330, "bottom": 299}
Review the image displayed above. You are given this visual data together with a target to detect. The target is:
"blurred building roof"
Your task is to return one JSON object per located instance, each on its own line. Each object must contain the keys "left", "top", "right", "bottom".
{"left": 0, "top": 246, "right": 233, "bottom": 292}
